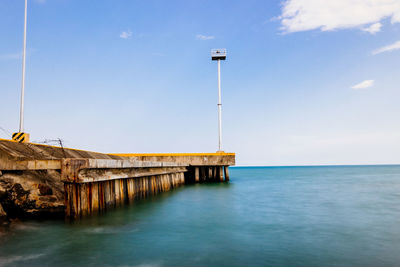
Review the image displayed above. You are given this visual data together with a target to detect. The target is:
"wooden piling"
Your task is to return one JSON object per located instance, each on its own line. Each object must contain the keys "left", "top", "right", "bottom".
{"left": 218, "top": 166, "right": 224, "bottom": 182}
{"left": 99, "top": 182, "right": 105, "bottom": 212}
{"left": 151, "top": 175, "right": 156, "bottom": 195}
{"left": 138, "top": 177, "right": 143, "bottom": 198}
{"left": 64, "top": 183, "right": 72, "bottom": 219}
{"left": 199, "top": 167, "right": 204, "bottom": 182}
{"left": 143, "top": 177, "right": 148, "bottom": 197}
{"left": 73, "top": 184, "right": 80, "bottom": 219}
{"left": 80, "top": 183, "right": 89, "bottom": 216}
{"left": 114, "top": 179, "right": 122, "bottom": 207}
{"left": 224, "top": 166, "right": 230, "bottom": 182}
{"left": 166, "top": 174, "right": 171, "bottom": 191}
{"left": 161, "top": 175, "right": 165, "bottom": 191}
{"left": 170, "top": 173, "right": 175, "bottom": 188}
{"left": 122, "top": 179, "right": 128, "bottom": 204}
{"left": 127, "top": 178, "right": 134, "bottom": 203}
{"left": 208, "top": 167, "right": 212, "bottom": 182}
{"left": 104, "top": 181, "right": 112, "bottom": 209}
{"left": 90, "top": 182, "right": 99, "bottom": 214}
{"left": 194, "top": 167, "right": 200, "bottom": 183}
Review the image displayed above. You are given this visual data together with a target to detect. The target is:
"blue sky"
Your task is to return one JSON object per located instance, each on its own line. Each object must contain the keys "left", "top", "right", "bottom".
{"left": 1, "top": 0, "right": 400, "bottom": 165}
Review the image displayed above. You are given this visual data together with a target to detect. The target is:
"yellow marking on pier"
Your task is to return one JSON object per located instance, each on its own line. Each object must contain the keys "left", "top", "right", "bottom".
{"left": 11, "top": 132, "right": 30, "bottom": 143}
{"left": 112, "top": 152, "right": 235, "bottom": 157}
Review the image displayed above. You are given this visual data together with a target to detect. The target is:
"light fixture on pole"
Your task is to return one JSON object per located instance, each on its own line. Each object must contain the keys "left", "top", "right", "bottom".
{"left": 211, "top": 48, "right": 226, "bottom": 152}
{"left": 12, "top": 0, "right": 30, "bottom": 143}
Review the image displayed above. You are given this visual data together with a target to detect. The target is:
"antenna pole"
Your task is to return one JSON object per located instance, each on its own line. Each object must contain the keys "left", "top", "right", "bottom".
{"left": 19, "top": 0, "right": 28, "bottom": 132}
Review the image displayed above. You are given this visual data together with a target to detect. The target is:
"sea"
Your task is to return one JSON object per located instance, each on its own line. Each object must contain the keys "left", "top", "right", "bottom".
{"left": 1, "top": 166, "right": 400, "bottom": 267}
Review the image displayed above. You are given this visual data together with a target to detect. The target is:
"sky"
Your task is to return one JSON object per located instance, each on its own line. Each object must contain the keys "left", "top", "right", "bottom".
{"left": 1, "top": 0, "right": 400, "bottom": 166}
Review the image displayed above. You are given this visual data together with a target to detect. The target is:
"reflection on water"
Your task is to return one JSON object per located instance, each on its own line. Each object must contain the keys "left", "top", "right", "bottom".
{"left": 1, "top": 166, "right": 400, "bottom": 266}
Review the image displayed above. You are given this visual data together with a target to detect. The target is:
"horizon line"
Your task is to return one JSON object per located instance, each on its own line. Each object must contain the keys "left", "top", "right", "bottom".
{"left": 233, "top": 164, "right": 400, "bottom": 168}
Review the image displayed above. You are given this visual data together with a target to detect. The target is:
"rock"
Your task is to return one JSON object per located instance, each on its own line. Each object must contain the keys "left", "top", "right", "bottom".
{"left": 0, "top": 170, "right": 64, "bottom": 219}
{"left": 0, "top": 203, "right": 7, "bottom": 223}
{"left": 0, "top": 184, "right": 6, "bottom": 200}
{"left": 38, "top": 184, "right": 53, "bottom": 196}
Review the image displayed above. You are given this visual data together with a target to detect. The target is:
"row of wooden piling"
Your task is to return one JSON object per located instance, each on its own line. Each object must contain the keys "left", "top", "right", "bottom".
{"left": 64, "top": 172, "right": 186, "bottom": 219}
{"left": 64, "top": 166, "right": 230, "bottom": 219}
{"left": 186, "top": 166, "right": 230, "bottom": 183}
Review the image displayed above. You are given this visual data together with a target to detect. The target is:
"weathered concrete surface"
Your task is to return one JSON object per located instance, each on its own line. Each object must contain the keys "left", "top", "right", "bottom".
{"left": 77, "top": 167, "right": 187, "bottom": 183}
{"left": 0, "top": 139, "right": 124, "bottom": 161}
{"left": 112, "top": 153, "right": 235, "bottom": 166}
{"left": 60, "top": 158, "right": 187, "bottom": 184}
{"left": 0, "top": 139, "right": 235, "bottom": 167}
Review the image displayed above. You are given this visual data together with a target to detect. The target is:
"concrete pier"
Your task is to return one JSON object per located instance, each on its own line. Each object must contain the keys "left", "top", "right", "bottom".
{"left": 0, "top": 139, "right": 235, "bottom": 220}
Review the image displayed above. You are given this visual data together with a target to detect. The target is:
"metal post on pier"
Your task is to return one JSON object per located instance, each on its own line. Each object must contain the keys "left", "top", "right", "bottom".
{"left": 12, "top": 0, "right": 30, "bottom": 143}
{"left": 20, "top": 0, "right": 28, "bottom": 133}
{"left": 211, "top": 49, "right": 227, "bottom": 152}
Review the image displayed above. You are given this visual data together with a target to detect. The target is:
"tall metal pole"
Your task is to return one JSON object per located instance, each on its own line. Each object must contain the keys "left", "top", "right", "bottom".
{"left": 19, "top": 0, "right": 28, "bottom": 132}
{"left": 217, "top": 59, "right": 222, "bottom": 151}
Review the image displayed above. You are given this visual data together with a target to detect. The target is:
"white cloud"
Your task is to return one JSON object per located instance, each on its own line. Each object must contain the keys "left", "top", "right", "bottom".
{"left": 372, "top": 40, "right": 400, "bottom": 55}
{"left": 362, "top": 22, "right": 382, "bottom": 34}
{"left": 351, "top": 80, "right": 374, "bottom": 90}
{"left": 279, "top": 0, "right": 400, "bottom": 33}
{"left": 0, "top": 48, "right": 36, "bottom": 60}
{"left": 0, "top": 53, "right": 21, "bottom": 60}
{"left": 119, "top": 30, "right": 132, "bottom": 39}
{"left": 196, "top": 34, "right": 215, "bottom": 40}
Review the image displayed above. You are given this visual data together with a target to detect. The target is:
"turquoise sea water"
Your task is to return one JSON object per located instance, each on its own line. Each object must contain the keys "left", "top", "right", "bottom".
{"left": 1, "top": 166, "right": 400, "bottom": 266}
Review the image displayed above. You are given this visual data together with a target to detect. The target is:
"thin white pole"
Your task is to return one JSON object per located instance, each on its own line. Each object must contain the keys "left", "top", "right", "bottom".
{"left": 19, "top": 0, "right": 28, "bottom": 133}
{"left": 217, "top": 59, "right": 222, "bottom": 151}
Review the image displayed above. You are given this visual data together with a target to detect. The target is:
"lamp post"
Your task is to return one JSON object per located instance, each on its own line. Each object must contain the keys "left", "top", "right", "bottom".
{"left": 211, "top": 49, "right": 226, "bottom": 152}
{"left": 12, "top": 0, "right": 30, "bottom": 143}
{"left": 20, "top": 0, "right": 27, "bottom": 133}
